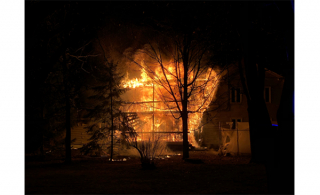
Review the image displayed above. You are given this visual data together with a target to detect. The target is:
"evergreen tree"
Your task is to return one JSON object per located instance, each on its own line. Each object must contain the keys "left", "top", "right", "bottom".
{"left": 82, "top": 56, "right": 127, "bottom": 160}
{"left": 26, "top": 1, "right": 106, "bottom": 161}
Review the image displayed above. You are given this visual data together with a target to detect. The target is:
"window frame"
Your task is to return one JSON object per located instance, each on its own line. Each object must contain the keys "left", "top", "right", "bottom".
{"left": 230, "top": 118, "right": 242, "bottom": 129}
{"left": 230, "top": 87, "right": 242, "bottom": 103}
{"left": 264, "top": 86, "right": 272, "bottom": 103}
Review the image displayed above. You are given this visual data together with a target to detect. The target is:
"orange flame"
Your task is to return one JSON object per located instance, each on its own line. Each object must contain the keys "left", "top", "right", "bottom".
{"left": 121, "top": 55, "right": 220, "bottom": 146}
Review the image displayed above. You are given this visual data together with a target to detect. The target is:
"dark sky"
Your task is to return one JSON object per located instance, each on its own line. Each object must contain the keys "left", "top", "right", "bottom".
{"left": 25, "top": 1, "right": 294, "bottom": 114}
{"left": 26, "top": 1, "right": 294, "bottom": 77}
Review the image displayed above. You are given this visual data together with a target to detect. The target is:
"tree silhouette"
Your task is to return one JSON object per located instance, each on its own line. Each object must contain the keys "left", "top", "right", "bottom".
{"left": 26, "top": 1, "right": 106, "bottom": 162}
{"left": 82, "top": 38, "right": 127, "bottom": 160}
{"left": 227, "top": 1, "right": 294, "bottom": 193}
{"left": 125, "top": 30, "right": 225, "bottom": 159}
{"left": 121, "top": 2, "right": 231, "bottom": 158}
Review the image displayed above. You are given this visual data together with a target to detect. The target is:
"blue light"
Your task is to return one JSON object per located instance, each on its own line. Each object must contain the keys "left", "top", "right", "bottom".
{"left": 272, "top": 124, "right": 278, "bottom": 127}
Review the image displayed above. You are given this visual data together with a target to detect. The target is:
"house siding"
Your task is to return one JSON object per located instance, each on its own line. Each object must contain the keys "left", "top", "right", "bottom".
{"left": 71, "top": 123, "right": 91, "bottom": 148}
{"left": 201, "top": 66, "right": 284, "bottom": 150}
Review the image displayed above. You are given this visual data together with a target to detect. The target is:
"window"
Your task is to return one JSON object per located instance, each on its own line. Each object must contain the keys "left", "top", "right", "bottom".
{"left": 231, "top": 87, "right": 241, "bottom": 103}
{"left": 264, "top": 87, "right": 271, "bottom": 103}
{"left": 231, "top": 118, "right": 242, "bottom": 129}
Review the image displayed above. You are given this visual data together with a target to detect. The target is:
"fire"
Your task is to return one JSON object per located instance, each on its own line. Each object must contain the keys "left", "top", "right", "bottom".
{"left": 120, "top": 54, "right": 220, "bottom": 147}
{"left": 122, "top": 74, "right": 153, "bottom": 89}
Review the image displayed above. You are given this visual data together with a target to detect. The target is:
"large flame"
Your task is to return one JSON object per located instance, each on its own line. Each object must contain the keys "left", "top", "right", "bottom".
{"left": 120, "top": 53, "right": 220, "bottom": 147}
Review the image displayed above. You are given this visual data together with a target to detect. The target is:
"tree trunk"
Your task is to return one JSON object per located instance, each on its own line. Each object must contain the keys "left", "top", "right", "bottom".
{"left": 239, "top": 47, "right": 276, "bottom": 193}
{"left": 236, "top": 2, "right": 294, "bottom": 193}
{"left": 182, "top": 103, "right": 189, "bottom": 159}
{"left": 246, "top": 59, "right": 271, "bottom": 163}
{"left": 238, "top": 56, "right": 272, "bottom": 164}
{"left": 268, "top": 68, "right": 294, "bottom": 194}
{"left": 182, "top": 36, "right": 190, "bottom": 159}
{"left": 237, "top": 1, "right": 273, "bottom": 161}
{"left": 40, "top": 104, "right": 45, "bottom": 156}
{"left": 63, "top": 54, "right": 72, "bottom": 163}
{"left": 110, "top": 82, "right": 114, "bottom": 160}
{"left": 65, "top": 92, "right": 72, "bottom": 163}
{"left": 246, "top": 100, "right": 272, "bottom": 163}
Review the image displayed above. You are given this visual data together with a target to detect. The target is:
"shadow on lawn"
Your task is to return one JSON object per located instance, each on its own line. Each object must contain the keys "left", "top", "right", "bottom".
{"left": 184, "top": 158, "right": 204, "bottom": 164}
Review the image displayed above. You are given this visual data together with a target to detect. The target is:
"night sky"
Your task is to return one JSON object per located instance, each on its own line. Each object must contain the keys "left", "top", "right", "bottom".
{"left": 25, "top": 1, "right": 294, "bottom": 80}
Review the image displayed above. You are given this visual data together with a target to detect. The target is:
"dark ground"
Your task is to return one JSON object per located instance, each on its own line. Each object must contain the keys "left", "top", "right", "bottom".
{"left": 25, "top": 151, "right": 268, "bottom": 194}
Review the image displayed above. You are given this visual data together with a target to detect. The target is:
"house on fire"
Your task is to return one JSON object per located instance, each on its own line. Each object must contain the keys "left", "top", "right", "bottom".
{"left": 199, "top": 64, "right": 284, "bottom": 153}
{"left": 70, "top": 64, "right": 284, "bottom": 155}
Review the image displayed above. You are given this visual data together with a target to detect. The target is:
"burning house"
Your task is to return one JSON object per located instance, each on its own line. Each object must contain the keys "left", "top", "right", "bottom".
{"left": 70, "top": 57, "right": 283, "bottom": 157}
{"left": 120, "top": 56, "right": 221, "bottom": 149}
{"left": 71, "top": 43, "right": 222, "bottom": 153}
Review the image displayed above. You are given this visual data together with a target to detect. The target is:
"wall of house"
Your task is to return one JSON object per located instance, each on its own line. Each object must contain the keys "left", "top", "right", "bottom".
{"left": 71, "top": 122, "right": 91, "bottom": 149}
{"left": 201, "top": 67, "right": 284, "bottom": 150}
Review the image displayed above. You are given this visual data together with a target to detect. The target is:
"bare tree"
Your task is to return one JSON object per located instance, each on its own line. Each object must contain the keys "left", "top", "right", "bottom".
{"left": 119, "top": 112, "right": 166, "bottom": 169}
{"left": 125, "top": 33, "right": 225, "bottom": 159}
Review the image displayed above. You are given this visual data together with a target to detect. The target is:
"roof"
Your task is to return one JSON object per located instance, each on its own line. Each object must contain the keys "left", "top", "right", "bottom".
{"left": 265, "top": 68, "right": 284, "bottom": 78}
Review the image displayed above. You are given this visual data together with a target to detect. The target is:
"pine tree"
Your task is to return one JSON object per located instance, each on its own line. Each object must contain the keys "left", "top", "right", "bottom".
{"left": 26, "top": 2, "right": 105, "bottom": 161}
{"left": 82, "top": 58, "right": 127, "bottom": 160}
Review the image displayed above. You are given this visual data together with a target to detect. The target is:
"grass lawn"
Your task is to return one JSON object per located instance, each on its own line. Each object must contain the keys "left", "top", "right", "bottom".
{"left": 25, "top": 151, "right": 268, "bottom": 194}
